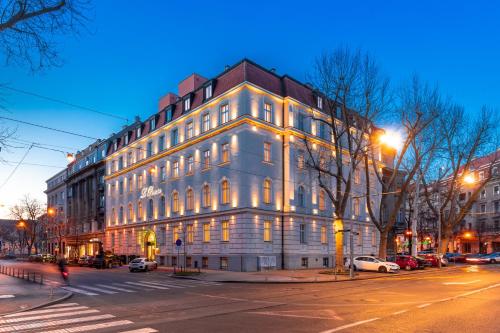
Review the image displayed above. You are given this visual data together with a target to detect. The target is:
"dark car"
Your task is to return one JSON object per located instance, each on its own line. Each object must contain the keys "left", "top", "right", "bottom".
{"left": 454, "top": 253, "right": 475, "bottom": 263}
{"left": 93, "top": 253, "right": 122, "bottom": 269}
{"left": 77, "top": 255, "right": 94, "bottom": 267}
{"left": 444, "top": 252, "right": 462, "bottom": 263}
{"left": 412, "top": 256, "right": 428, "bottom": 269}
{"left": 387, "top": 255, "right": 419, "bottom": 271}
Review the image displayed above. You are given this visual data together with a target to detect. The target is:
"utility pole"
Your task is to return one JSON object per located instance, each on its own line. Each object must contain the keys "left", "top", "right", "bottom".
{"left": 437, "top": 167, "right": 443, "bottom": 269}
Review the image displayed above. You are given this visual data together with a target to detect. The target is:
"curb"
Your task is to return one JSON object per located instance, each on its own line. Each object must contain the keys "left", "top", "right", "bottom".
{"left": 171, "top": 265, "right": 464, "bottom": 284}
{"left": 0, "top": 291, "right": 73, "bottom": 317}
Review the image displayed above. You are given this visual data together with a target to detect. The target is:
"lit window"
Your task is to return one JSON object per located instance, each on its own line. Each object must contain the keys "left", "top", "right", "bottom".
{"left": 321, "top": 225, "right": 327, "bottom": 244}
{"left": 264, "top": 221, "right": 272, "bottom": 242}
{"left": 138, "top": 175, "right": 143, "bottom": 188}
{"left": 353, "top": 198, "right": 360, "bottom": 216}
{"left": 319, "top": 190, "right": 326, "bottom": 210}
{"left": 202, "top": 113, "right": 210, "bottom": 132}
{"left": 297, "top": 154, "right": 305, "bottom": 169}
{"left": 172, "top": 191, "right": 179, "bottom": 213}
{"left": 173, "top": 226, "right": 179, "bottom": 243}
{"left": 220, "top": 104, "right": 229, "bottom": 124}
{"left": 186, "top": 188, "right": 194, "bottom": 210}
{"left": 297, "top": 186, "right": 305, "bottom": 207}
{"left": 263, "top": 142, "right": 271, "bottom": 162}
{"left": 158, "top": 135, "right": 164, "bottom": 151}
{"left": 203, "top": 150, "right": 211, "bottom": 170}
{"left": 173, "top": 160, "right": 179, "bottom": 178}
{"left": 263, "top": 179, "right": 272, "bottom": 204}
{"left": 137, "top": 201, "right": 143, "bottom": 220}
{"left": 204, "top": 84, "right": 212, "bottom": 100}
{"left": 221, "top": 220, "right": 229, "bottom": 242}
{"left": 127, "top": 203, "right": 133, "bottom": 221}
{"left": 203, "top": 223, "right": 210, "bottom": 242}
{"left": 187, "top": 224, "right": 194, "bottom": 243}
{"left": 187, "top": 155, "right": 194, "bottom": 174}
{"left": 183, "top": 97, "right": 191, "bottom": 112}
{"left": 202, "top": 184, "right": 211, "bottom": 207}
{"left": 221, "top": 180, "right": 230, "bottom": 205}
{"left": 171, "top": 128, "right": 178, "bottom": 146}
{"left": 186, "top": 121, "right": 193, "bottom": 139}
{"left": 264, "top": 102, "right": 272, "bottom": 122}
{"left": 317, "top": 96, "right": 323, "bottom": 109}
{"left": 159, "top": 196, "right": 165, "bottom": 217}
{"left": 221, "top": 143, "right": 229, "bottom": 163}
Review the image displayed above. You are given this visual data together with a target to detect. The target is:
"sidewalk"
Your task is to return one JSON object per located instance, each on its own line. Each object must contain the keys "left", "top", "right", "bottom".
{"left": 161, "top": 265, "right": 462, "bottom": 283}
{"left": 0, "top": 274, "right": 69, "bottom": 315}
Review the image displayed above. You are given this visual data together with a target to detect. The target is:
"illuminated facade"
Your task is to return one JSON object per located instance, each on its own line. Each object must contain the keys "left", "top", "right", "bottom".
{"left": 105, "top": 60, "right": 383, "bottom": 271}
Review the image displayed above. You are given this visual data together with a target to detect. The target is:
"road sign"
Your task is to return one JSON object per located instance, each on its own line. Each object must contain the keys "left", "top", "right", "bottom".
{"left": 176, "top": 239, "right": 182, "bottom": 247}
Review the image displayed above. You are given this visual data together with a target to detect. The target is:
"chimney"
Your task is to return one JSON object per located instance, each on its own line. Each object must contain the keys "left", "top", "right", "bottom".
{"left": 224, "top": 65, "right": 230, "bottom": 71}
{"left": 178, "top": 73, "right": 207, "bottom": 97}
{"left": 134, "top": 116, "right": 141, "bottom": 123}
{"left": 159, "top": 93, "right": 179, "bottom": 111}
{"left": 270, "top": 68, "right": 276, "bottom": 73}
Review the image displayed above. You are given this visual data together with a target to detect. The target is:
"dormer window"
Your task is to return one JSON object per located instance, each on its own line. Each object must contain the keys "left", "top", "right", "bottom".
{"left": 166, "top": 107, "right": 173, "bottom": 122}
{"left": 150, "top": 118, "right": 156, "bottom": 130}
{"left": 183, "top": 97, "right": 191, "bottom": 112}
{"left": 137, "top": 126, "right": 142, "bottom": 138}
{"left": 124, "top": 134, "right": 129, "bottom": 145}
{"left": 113, "top": 140, "right": 118, "bottom": 151}
{"left": 204, "top": 84, "right": 213, "bottom": 100}
{"left": 317, "top": 96, "right": 323, "bottom": 109}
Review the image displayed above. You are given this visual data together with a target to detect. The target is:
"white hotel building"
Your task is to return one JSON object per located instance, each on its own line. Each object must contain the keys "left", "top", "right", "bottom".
{"left": 105, "top": 59, "right": 385, "bottom": 271}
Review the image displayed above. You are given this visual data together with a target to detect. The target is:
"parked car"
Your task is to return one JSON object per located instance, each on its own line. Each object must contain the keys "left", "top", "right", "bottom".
{"left": 387, "top": 255, "right": 419, "bottom": 271}
{"left": 444, "top": 252, "right": 462, "bottom": 263}
{"left": 93, "top": 253, "right": 122, "bottom": 269}
{"left": 129, "top": 258, "right": 158, "bottom": 272}
{"left": 77, "top": 255, "right": 94, "bottom": 267}
{"left": 418, "top": 249, "right": 435, "bottom": 255}
{"left": 415, "top": 256, "right": 432, "bottom": 268}
{"left": 347, "top": 256, "right": 399, "bottom": 273}
{"left": 482, "top": 252, "right": 500, "bottom": 264}
{"left": 28, "top": 254, "right": 43, "bottom": 262}
{"left": 422, "top": 254, "right": 448, "bottom": 267}
{"left": 41, "top": 254, "right": 56, "bottom": 263}
{"left": 453, "top": 253, "right": 476, "bottom": 263}
{"left": 465, "top": 254, "right": 489, "bottom": 264}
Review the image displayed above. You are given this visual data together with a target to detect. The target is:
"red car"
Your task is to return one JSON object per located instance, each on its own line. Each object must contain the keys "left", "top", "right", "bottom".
{"left": 387, "top": 255, "right": 419, "bottom": 270}
{"left": 422, "top": 254, "right": 448, "bottom": 267}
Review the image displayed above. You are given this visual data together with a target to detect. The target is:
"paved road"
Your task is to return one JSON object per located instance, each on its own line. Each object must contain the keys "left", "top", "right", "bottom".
{"left": 0, "top": 261, "right": 498, "bottom": 332}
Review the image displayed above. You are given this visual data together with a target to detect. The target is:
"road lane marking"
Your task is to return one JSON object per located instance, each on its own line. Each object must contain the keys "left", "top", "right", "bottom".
{"left": 319, "top": 318, "right": 380, "bottom": 333}
{"left": 392, "top": 309, "right": 408, "bottom": 315}
{"left": 417, "top": 303, "right": 432, "bottom": 308}
{"left": 0, "top": 295, "right": 14, "bottom": 299}
{"left": 456, "top": 283, "right": 500, "bottom": 297}
{"left": 76, "top": 285, "right": 117, "bottom": 294}
{"left": 95, "top": 284, "right": 136, "bottom": 292}
{"left": 149, "top": 280, "right": 197, "bottom": 288}
{"left": 118, "top": 328, "right": 159, "bottom": 333}
{"left": 39, "top": 319, "right": 133, "bottom": 333}
{"left": 61, "top": 286, "right": 99, "bottom": 296}
{"left": 46, "top": 303, "right": 80, "bottom": 308}
{"left": 125, "top": 281, "right": 169, "bottom": 290}
{"left": 139, "top": 280, "right": 185, "bottom": 288}
{"left": 0, "top": 309, "right": 99, "bottom": 324}
{"left": 2, "top": 306, "right": 89, "bottom": 317}
{"left": 0, "top": 314, "right": 115, "bottom": 332}
{"left": 248, "top": 309, "right": 342, "bottom": 320}
{"left": 443, "top": 279, "right": 481, "bottom": 285}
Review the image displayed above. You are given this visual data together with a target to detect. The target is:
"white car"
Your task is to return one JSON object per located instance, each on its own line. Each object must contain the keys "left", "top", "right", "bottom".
{"left": 484, "top": 252, "right": 500, "bottom": 264}
{"left": 348, "top": 256, "right": 400, "bottom": 273}
{"left": 129, "top": 258, "right": 158, "bottom": 272}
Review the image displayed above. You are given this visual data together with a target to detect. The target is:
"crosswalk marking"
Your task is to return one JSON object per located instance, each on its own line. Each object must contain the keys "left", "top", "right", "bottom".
{"left": 76, "top": 285, "right": 117, "bottom": 294}
{"left": 125, "top": 281, "right": 170, "bottom": 290}
{"left": 139, "top": 280, "right": 185, "bottom": 289}
{"left": 118, "top": 328, "right": 159, "bottom": 333}
{"left": 0, "top": 309, "right": 99, "bottom": 324}
{"left": 112, "top": 282, "right": 153, "bottom": 291}
{"left": 46, "top": 303, "right": 80, "bottom": 308}
{"left": 95, "top": 284, "right": 136, "bottom": 292}
{"left": 3, "top": 306, "right": 89, "bottom": 318}
{"left": 39, "top": 320, "right": 133, "bottom": 333}
{"left": 0, "top": 314, "right": 115, "bottom": 332}
{"left": 61, "top": 286, "right": 99, "bottom": 296}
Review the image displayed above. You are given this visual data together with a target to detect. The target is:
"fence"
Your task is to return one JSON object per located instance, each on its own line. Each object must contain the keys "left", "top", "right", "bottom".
{"left": 0, "top": 265, "right": 44, "bottom": 285}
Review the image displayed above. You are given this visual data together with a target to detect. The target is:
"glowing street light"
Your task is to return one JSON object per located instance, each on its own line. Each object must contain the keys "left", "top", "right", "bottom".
{"left": 47, "top": 207, "right": 56, "bottom": 217}
{"left": 66, "top": 153, "right": 75, "bottom": 163}
{"left": 17, "top": 220, "right": 26, "bottom": 229}
{"left": 379, "top": 130, "right": 403, "bottom": 150}
{"left": 464, "top": 232, "right": 472, "bottom": 239}
{"left": 463, "top": 174, "right": 475, "bottom": 184}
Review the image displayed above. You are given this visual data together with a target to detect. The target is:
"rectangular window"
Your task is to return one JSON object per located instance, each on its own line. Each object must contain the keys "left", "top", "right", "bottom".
{"left": 173, "top": 226, "right": 179, "bottom": 243}
{"left": 202, "top": 113, "right": 210, "bottom": 132}
{"left": 205, "top": 84, "right": 212, "bottom": 100}
{"left": 160, "top": 166, "right": 166, "bottom": 182}
{"left": 147, "top": 141, "right": 153, "bottom": 157}
{"left": 171, "top": 128, "right": 178, "bottom": 146}
{"left": 186, "top": 121, "right": 193, "bottom": 139}
{"left": 317, "top": 96, "right": 323, "bottom": 109}
{"left": 173, "top": 161, "right": 179, "bottom": 178}
{"left": 183, "top": 98, "right": 190, "bottom": 112}
{"left": 128, "top": 176, "right": 133, "bottom": 192}
{"left": 323, "top": 257, "right": 329, "bottom": 268}
{"left": 300, "top": 224, "right": 306, "bottom": 244}
{"left": 166, "top": 109, "right": 173, "bottom": 122}
{"left": 297, "top": 154, "right": 305, "bottom": 169}
{"left": 150, "top": 118, "right": 156, "bottom": 130}
{"left": 321, "top": 225, "right": 327, "bottom": 244}
{"left": 220, "top": 257, "right": 229, "bottom": 270}
{"left": 264, "top": 102, "right": 272, "bottom": 123}
{"left": 480, "top": 204, "right": 486, "bottom": 213}
{"left": 494, "top": 201, "right": 499, "bottom": 213}
{"left": 221, "top": 143, "right": 229, "bottom": 163}
{"left": 138, "top": 175, "right": 143, "bottom": 188}
{"left": 263, "top": 142, "right": 271, "bottom": 162}
{"left": 119, "top": 181, "right": 124, "bottom": 195}
{"left": 187, "top": 155, "right": 194, "bottom": 174}
{"left": 221, "top": 220, "right": 229, "bottom": 242}
{"left": 187, "top": 224, "right": 194, "bottom": 244}
{"left": 203, "top": 150, "right": 211, "bottom": 170}
{"left": 202, "top": 257, "right": 208, "bottom": 269}
{"left": 264, "top": 221, "right": 272, "bottom": 242}
{"left": 203, "top": 223, "right": 210, "bottom": 242}
{"left": 301, "top": 257, "right": 308, "bottom": 268}
{"left": 118, "top": 157, "right": 123, "bottom": 170}
{"left": 158, "top": 135, "right": 164, "bottom": 151}
{"left": 127, "top": 152, "right": 133, "bottom": 166}
{"left": 137, "top": 126, "right": 142, "bottom": 138}
{"left": 372, "top": 229, "right": 377, "bottom": 246}
{"left": 298, "top": 113, "right": 305, "bottom": 131}
{"left": 494, "top": 185, "right": 499, "bottom": 196}
{"left": 220, "top": 104, "right": 229, "bottom": 124}
{"left": 481, "top": 189, "right": 486, "bottom": 199}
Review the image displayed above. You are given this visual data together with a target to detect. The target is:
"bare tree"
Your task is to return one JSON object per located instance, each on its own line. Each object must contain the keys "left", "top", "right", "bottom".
{"left": 303, "top": 47, "right": 390, "bottom": 271}
{"left": 421, "top": 106, "right": 498, "bottom": 254}
{"left": 0, "top": 0, "right": 91, "bottom": 72}
{"left": 9, "top": 194, "right": 45, "bottom": 254}
{"left": 364, "top": 76, "right": 439, "bottom": 258}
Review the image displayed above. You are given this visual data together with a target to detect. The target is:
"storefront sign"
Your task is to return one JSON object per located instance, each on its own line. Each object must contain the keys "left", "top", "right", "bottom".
{"left": 140, "top": 186, "right": 163, "bottom": 199}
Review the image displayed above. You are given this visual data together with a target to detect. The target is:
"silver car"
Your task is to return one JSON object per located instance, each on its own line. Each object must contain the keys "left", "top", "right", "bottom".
{"left": 129, "top": 258, "right": 158, "bottom": 272}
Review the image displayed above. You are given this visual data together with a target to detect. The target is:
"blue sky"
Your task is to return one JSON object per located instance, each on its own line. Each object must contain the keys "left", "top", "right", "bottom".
{"left": 1, "top": 0, "right": 499, "bottom": 218}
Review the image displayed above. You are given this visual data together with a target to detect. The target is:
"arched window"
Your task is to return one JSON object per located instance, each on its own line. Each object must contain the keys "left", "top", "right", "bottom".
{"left": 111, "top": 208, "right": 116, "bottom": 224}
{"left": 127, "top": 203, "right": 133, "bottom": 221}
{"left": 202, "top": 184, "right": 211, "bottom": 207}
{"left": 298, "top": 186, "right": 305, "bottom": 207}
{"left": 263, "top": 179, "right": 272, "bottom": 204}
{"left": 319, "top": 189, "right": 326, "bottom": 211}
{"left": 119, "top": 206, "right": 124, "bottom": 223}
{"left": 137, "top": 201, "right": 143, "bottom": 220}
{"left": 147, "top": 199, "right": 153, "bottom": 218}
{"left": 159, "top": 196, "right": 165, "bottom": 217}
{"left": 221, "top": 180, "right": 230, "bottom": 205}
{"left": 186, "top": 188, "right": 194, "bottom": 211}
{"left": 172, "top": 191, "right": 179, "bottom": 213}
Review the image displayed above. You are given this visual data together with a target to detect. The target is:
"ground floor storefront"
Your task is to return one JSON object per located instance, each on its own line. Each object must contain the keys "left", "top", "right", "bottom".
{"left": 453, "top": 232, "right": 500, "bottom": 254}
{"left": 62, "top": 233, "right": 105, "bottom": 260}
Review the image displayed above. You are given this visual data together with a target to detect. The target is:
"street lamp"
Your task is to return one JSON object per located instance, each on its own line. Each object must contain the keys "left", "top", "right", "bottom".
{"left": 47, "top": 207, "right": 56, "bottom": 217}
{"left": 17, "top": 220, "right": 26, "bottom": 229}
{"left": 463, "top": 174, "right": 475, "bottom": 185}
{"left": 378, "top": 130, "right": 403, "bottom": 150}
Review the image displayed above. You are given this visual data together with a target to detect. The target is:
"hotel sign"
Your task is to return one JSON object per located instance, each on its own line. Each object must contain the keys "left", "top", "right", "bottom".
{"left": 140, "top": 186, "right": 163, "bottom": 199}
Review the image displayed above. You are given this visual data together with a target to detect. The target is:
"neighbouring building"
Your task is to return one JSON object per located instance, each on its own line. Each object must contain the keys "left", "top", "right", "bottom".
{"left": 45, "top": 169, "right": 67, "bottom": 255}
{"left": 104, "top": 59, "right": 389, "bottom": 271}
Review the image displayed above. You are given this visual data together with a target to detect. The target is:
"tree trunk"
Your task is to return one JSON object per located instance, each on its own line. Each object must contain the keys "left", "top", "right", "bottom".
{"left": 334, "top": 219, "right": 345, "bottom": 272}
{"left": 378, "top": 229, "right": 389, "bottom": 259}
